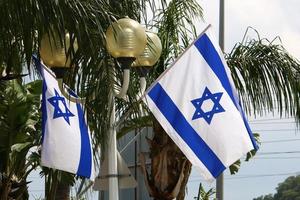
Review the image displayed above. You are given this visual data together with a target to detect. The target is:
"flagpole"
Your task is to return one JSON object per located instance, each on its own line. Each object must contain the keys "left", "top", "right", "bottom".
{"left": 216, "top": 0, "right": 225, "bottom": 199}
{"left": 219, "top": 0, "right": 225, "bottom": 49}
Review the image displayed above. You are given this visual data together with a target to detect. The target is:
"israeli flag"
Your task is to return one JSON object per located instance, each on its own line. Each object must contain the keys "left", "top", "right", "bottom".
{"left": 144, "top": 26, "right": 258, "bottom": 181}
{"left": 34, "top": 57, "right": 95, "bottom": 180}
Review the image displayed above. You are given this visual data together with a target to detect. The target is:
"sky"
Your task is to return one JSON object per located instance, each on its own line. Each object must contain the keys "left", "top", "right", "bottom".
{"left": 197, "top": 0, "right": 300, "bottom": 60}
{"left": 28, "top": 0, "right": 300, "bottom": 199}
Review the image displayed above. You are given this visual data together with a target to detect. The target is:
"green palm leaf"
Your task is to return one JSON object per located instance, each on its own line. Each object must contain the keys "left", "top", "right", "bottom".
{"left": 226, "top": 28, "right": 300, "bottom": 119}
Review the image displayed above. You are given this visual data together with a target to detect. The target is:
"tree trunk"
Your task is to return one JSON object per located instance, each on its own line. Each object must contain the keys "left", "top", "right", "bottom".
{"left": 0, "top": 178, "right": 11, "bottom": 200}
{"left": 45, "top": 170, "right": 70, "bottom": 200}
{"left": 55, "top": 182, "right": 70, "bottom": 200}
{"left": 177, "top": 162, "right": 192, "bottom": 200}
{"left": 140, "top": 119, "right": 192, "bottom": 200}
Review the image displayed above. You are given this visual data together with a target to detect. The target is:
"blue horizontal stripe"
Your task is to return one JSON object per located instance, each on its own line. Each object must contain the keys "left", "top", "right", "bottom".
{"left": 76, "top": 104, "right": 92, "bottom": 178}
{"left": 148, "top": 83, "right": 225, "bottom": 178}
{"left": 194, "top": 34, "right": 258, "bottom": 150}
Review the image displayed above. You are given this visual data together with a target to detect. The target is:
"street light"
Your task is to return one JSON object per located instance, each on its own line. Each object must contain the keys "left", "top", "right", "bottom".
{"left": 106, "top": 17, "right": 147, "bottom": 62}
{"left": 40, "top": 31, "right": 78, "bottom": 77}
{"left": 39, "top": 31, "right": 80, "bottom": 103}
{"left": 106, "top": 17, "right": 147, "bottom": 100}
{"left": 105, "top": 17, "right": 161, "bottom": 200}
{"left": 132, "top": 30, "right": 162, "bottom": 77}
{"left": 132, "top": 30, "right": 162, "bottom": 102}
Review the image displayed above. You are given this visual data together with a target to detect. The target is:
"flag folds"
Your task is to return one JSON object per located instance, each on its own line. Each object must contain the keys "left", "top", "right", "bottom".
{"left": 144, "top": 26, "right": 258, "bottom": 181}
{"left": 34, "top": 57, "right": 94, "bottom": 180}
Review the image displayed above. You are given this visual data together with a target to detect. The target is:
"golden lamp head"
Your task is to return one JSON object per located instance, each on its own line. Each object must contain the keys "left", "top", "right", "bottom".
{"left": 132, "top": 31, "right": 162, "bottom": 68}
{"left": 39, "top": 32, "right": 78, "bottom": 68}
{"left": 106, "top": 17, "right": 147, "bottom": 58}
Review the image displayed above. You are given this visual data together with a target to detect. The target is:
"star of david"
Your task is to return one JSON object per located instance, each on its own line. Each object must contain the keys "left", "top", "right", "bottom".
{"left": 191, "top": 87, "right": 225, "bottom": 124}
{"left": 47, "top": 89, "right": 75, "bottom": 125}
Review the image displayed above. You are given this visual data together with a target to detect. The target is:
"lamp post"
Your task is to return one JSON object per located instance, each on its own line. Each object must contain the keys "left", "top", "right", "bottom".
{"left": 106, "top": 17, "right": 147, "bottom": 200}
{"left": 106, "top": 17, "right": 161, "bottom": 200}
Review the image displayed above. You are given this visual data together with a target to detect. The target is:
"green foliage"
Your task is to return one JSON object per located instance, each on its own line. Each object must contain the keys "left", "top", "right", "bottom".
{"left": 154, "top": 0, "right": 203, "bottom": 72}
{"left": 254, "top": 175, "right": 300, "bottom": 200}
{"left": 254, "top": 194, "right": 274, "bottom": 200}
{"left": 0, "top": 0, "right": 111, "bottom": 77}
{"left": 0, "top": 79, "right": 42, "bottom": 199}
{"left": 148, "top": 0, "right": 203, "bottom": 80}
{"left": 229, "top": 133, "right": 261, "bottom": 174}
{"left": 274, "top": 175, "right": 300, "bottom": 200}
{"left": 194, "top": 183, "right": 216, "bottom": 200}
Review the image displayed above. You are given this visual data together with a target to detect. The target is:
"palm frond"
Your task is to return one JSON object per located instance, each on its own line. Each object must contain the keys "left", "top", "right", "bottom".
{"left": 152, "top": 0, "right": 203, "bottom": 78}
{"left": 226, "top": 28, "right": 300, "bottom": 120}
{"left": 0, "top": 0, "right": 110, "bottom": 76}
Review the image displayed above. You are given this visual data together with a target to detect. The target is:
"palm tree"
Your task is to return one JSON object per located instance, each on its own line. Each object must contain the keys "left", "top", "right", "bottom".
{"left": 194, "top": 183, "right": 216, "bottom": 200}
{"left": 1, "top": 0, "right": 300, "bottom": 200}
{"left": 0, "top": 80, "right": 41, "bottom": 199}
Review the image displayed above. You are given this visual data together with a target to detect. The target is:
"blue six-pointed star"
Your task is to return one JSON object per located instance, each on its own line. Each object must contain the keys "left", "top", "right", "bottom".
{"left": 191, "top": 87, "right": 225, "bottom": 124}
{"left": 47, "top": 89, "right": 75, "bottom": 125}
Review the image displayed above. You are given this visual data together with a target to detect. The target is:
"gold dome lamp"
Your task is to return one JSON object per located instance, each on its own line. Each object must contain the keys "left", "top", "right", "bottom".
{"left": 131, "top": 30, "right": 162, "bottom": 77}
{"left": 39, "top": 31, "right": 78, "bottom": 78}
{"left": 106, "top": 17, "right": 147, "bottom": 69}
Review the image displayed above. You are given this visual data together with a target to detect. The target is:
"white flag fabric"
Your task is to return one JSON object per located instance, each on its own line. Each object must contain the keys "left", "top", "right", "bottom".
{"left": 144, "top": 26, "right": 258, "bottom": 181}
{"left": 34, "top": 57, "right": 95, "bottom": 180}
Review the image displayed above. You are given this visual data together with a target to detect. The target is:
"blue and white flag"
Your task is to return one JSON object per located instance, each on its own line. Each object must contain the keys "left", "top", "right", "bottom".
{"left": 144, "top": 26, "right": 258, "bottom": 181}
{"left": 34, "top": 57, "right": 95, "bottom": 180}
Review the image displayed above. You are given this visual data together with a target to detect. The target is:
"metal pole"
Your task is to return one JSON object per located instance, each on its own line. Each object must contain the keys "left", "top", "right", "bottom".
{"left": 216, "top": 0, "right": 224, "bottom": 200}
{"left": 216, "top": 173, "right": 224, "bottom": 200}
{"left": 108, "top": 93, "right": 119, "bottom": 200}
{"left": 106, "top": 69, "right": 130, "bottom": 200}
{"left": 219, "top": 0, "right": 225, "bottom": 50}
{"left": 134, "top": 130, "right": 138, "bottom": 200}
